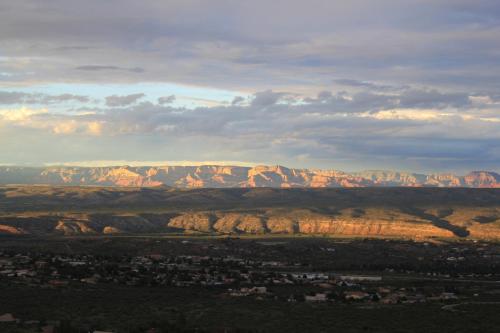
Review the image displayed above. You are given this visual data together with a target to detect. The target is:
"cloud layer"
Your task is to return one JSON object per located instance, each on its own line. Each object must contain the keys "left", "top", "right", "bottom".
{"left": 1, "top": 88, "right": 499, "bottom": 172}
{"left": 0, "top": 1, "right": 499, "bottom": 172}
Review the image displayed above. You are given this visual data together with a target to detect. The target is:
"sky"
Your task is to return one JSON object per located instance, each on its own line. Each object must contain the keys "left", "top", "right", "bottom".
{"left": 0, "top": 0, "right": 499, "bottom": 173}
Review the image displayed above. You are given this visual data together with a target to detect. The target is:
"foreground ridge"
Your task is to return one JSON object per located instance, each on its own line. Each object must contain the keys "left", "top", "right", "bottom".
{"left": 0, "top": 165, "right": 499, "bottom": 188}
{"left": 0, "top": 186, "right": 498, "bottom": 239}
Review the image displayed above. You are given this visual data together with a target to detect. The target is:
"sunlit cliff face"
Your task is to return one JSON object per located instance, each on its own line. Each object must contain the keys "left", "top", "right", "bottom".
{"left": 0, "top": 165, "right": 498, "bottom": 188}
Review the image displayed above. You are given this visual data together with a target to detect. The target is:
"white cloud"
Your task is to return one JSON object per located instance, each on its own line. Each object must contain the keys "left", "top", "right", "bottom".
{"left": 0, "top": 107, "right": 48, "bottom": 123}
{"left": 366, "top": 109, "right": 451, "bottom": 121}
{"left": 52, "top": 120, "right": 78, "bottom": 134}
{"left": 0, "top": 107, "right": 105, "bottom": 136}
{"left": 86, "top": 121, "right": 103, "bottom": 135}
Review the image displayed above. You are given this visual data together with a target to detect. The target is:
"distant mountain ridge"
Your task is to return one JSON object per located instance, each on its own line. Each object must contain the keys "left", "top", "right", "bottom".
{"left": 0, "top": 165, "right": 499, "bottom": 188}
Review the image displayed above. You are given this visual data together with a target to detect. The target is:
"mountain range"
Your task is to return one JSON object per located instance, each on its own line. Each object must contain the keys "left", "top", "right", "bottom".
{"left": 0, "top": 165, "right": 499, "bottom": 188}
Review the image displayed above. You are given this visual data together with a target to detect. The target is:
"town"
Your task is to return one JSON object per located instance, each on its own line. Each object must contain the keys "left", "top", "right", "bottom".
{"left": 0, "top": 250, "right": 482, "bottom": 303}
{"left": 2, "top": 236, "right": 500, "bottom": 332}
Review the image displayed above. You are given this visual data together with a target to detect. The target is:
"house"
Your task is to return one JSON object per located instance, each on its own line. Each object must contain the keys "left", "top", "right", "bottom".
{"left": 148, "top": 254, "right": 165, "bottom": 261}
{"left": 440, "top": 292, "right": 458, "bottom": 300}
{"left": 81, "top": 276, "right": 98, "bottom": 284}
{"left": 48, "top": 279, "right": 69, "bottom": 286}
{"left": 305, "top": 293, "right": 328, "bottom": 302}
{"left": 230, "top": 286, "right": 267, "bottom": 297}
{"left": 380, "top": 295, "right": 399, "bottom": 304}
{"left": 292, "top": 273, "right": 329, "bottom": 281}
{"left": 377, "top": 287, "right": 391, "bottom": 294}
{"left": 340, "top": 275, "right": 382, "bottom": 282}
{"left": 0, "top": 313, "right": 17, "bottom": 322}
{"left": 344, "top": 291, "right": 370, "bottom": 301}
{"left": 68, "top": 261, "right": 87, "bottom": 267}
{"left": 42, "top": 325, "right": 55, "bottom": 333}
{"left": 337, "top": 280, "right": 356, "bottom": 287}
{"left": 317, "top": 283, "right": 334, "bottom": 289}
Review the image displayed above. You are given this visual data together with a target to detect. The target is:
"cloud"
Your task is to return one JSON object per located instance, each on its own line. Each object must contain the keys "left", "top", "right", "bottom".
{"left": 0, "top": 107, "right": 48, "bottom": 122}
{"left": 0, "top": 92, "right": 90, "bottom": 105}
{"left": 1, "top": 2, "right": 500, "bottom": 172}
{"left": 75, "top": 65, "right": 144, "bottom": 73}
{"left": 333, "top": 78, "right": 395, "bottom": 91}
{"left": 1, "top": 1, "right": 499, "bottom": 97}
{"left": 317, "top": 91, "right": 333, "bottom": 101}
{"left": 48, "top": 94, "right": 91, "bottom": 103}
{"left": 0, "top": 106, "right": 104, "bottom": 137}
{"left": 231, "top": 96, "right": 245, "bottom": 105}
{"left": 105, "top": 93, "right": 145, "bottom": 107}
{"left": 52, "top": 120, "right": 78, "bottom": 134}
{"left": 251, "top": 90, "right": 289, "bottom": 107}
{"left": 1, "top": 92, "right": 498, "bottom": 172}
{"left": 86, "top": 121, "right": 103, "bottom": 135}
{"left": 366, "top": 109, "right": 450, "bottom": 121}
{"left": 50, "top": 120, "right": 103, "bottom": 136}
{"left": 398, "top": 89, "right": 471, "bottom": 109}
{"left": 0, "top": 92, "right": 26, "bottom": 104}
{"left": 158, "top": 95, "right": 176, "bottom": 105}
{"left": 46, "top": 160, "right": 257, "bottom": 167}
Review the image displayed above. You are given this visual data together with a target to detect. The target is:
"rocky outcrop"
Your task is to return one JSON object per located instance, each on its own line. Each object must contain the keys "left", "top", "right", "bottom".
{"left": 161, "top": 209, "right": 500, "bottom": 239}
{"left": 102, "top": 226, "right": 123, "bottom": 234}
{"left": 213, "top": 213, "right": 244, "bottom": 233}
{"left": 55, "top": 220, "right": 97, "bottom": 236}
{"left": 168, "top": 213, "right": 216, "bottom": 232}
{"left": 0, "top": 166, "right": 499, "bottom": 188}
{"left": 234, "top": 215, "right": 267, "bottom": 234}
{"left": 266, "top": 216, "right": 298, "bottom": 233}
{"left": 463, "top": 171, "right": 500, "bottom": 188}
{"left": 0, "top": 224, "right": 26, "bottom": 235}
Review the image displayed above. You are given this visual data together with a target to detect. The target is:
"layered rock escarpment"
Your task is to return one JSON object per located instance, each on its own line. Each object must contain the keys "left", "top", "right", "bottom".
{"left": 0, "top": 165, "right": 499, "bottom": 188}
{"left": 165, "top": 210, "right": 469, "bottom": 239}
